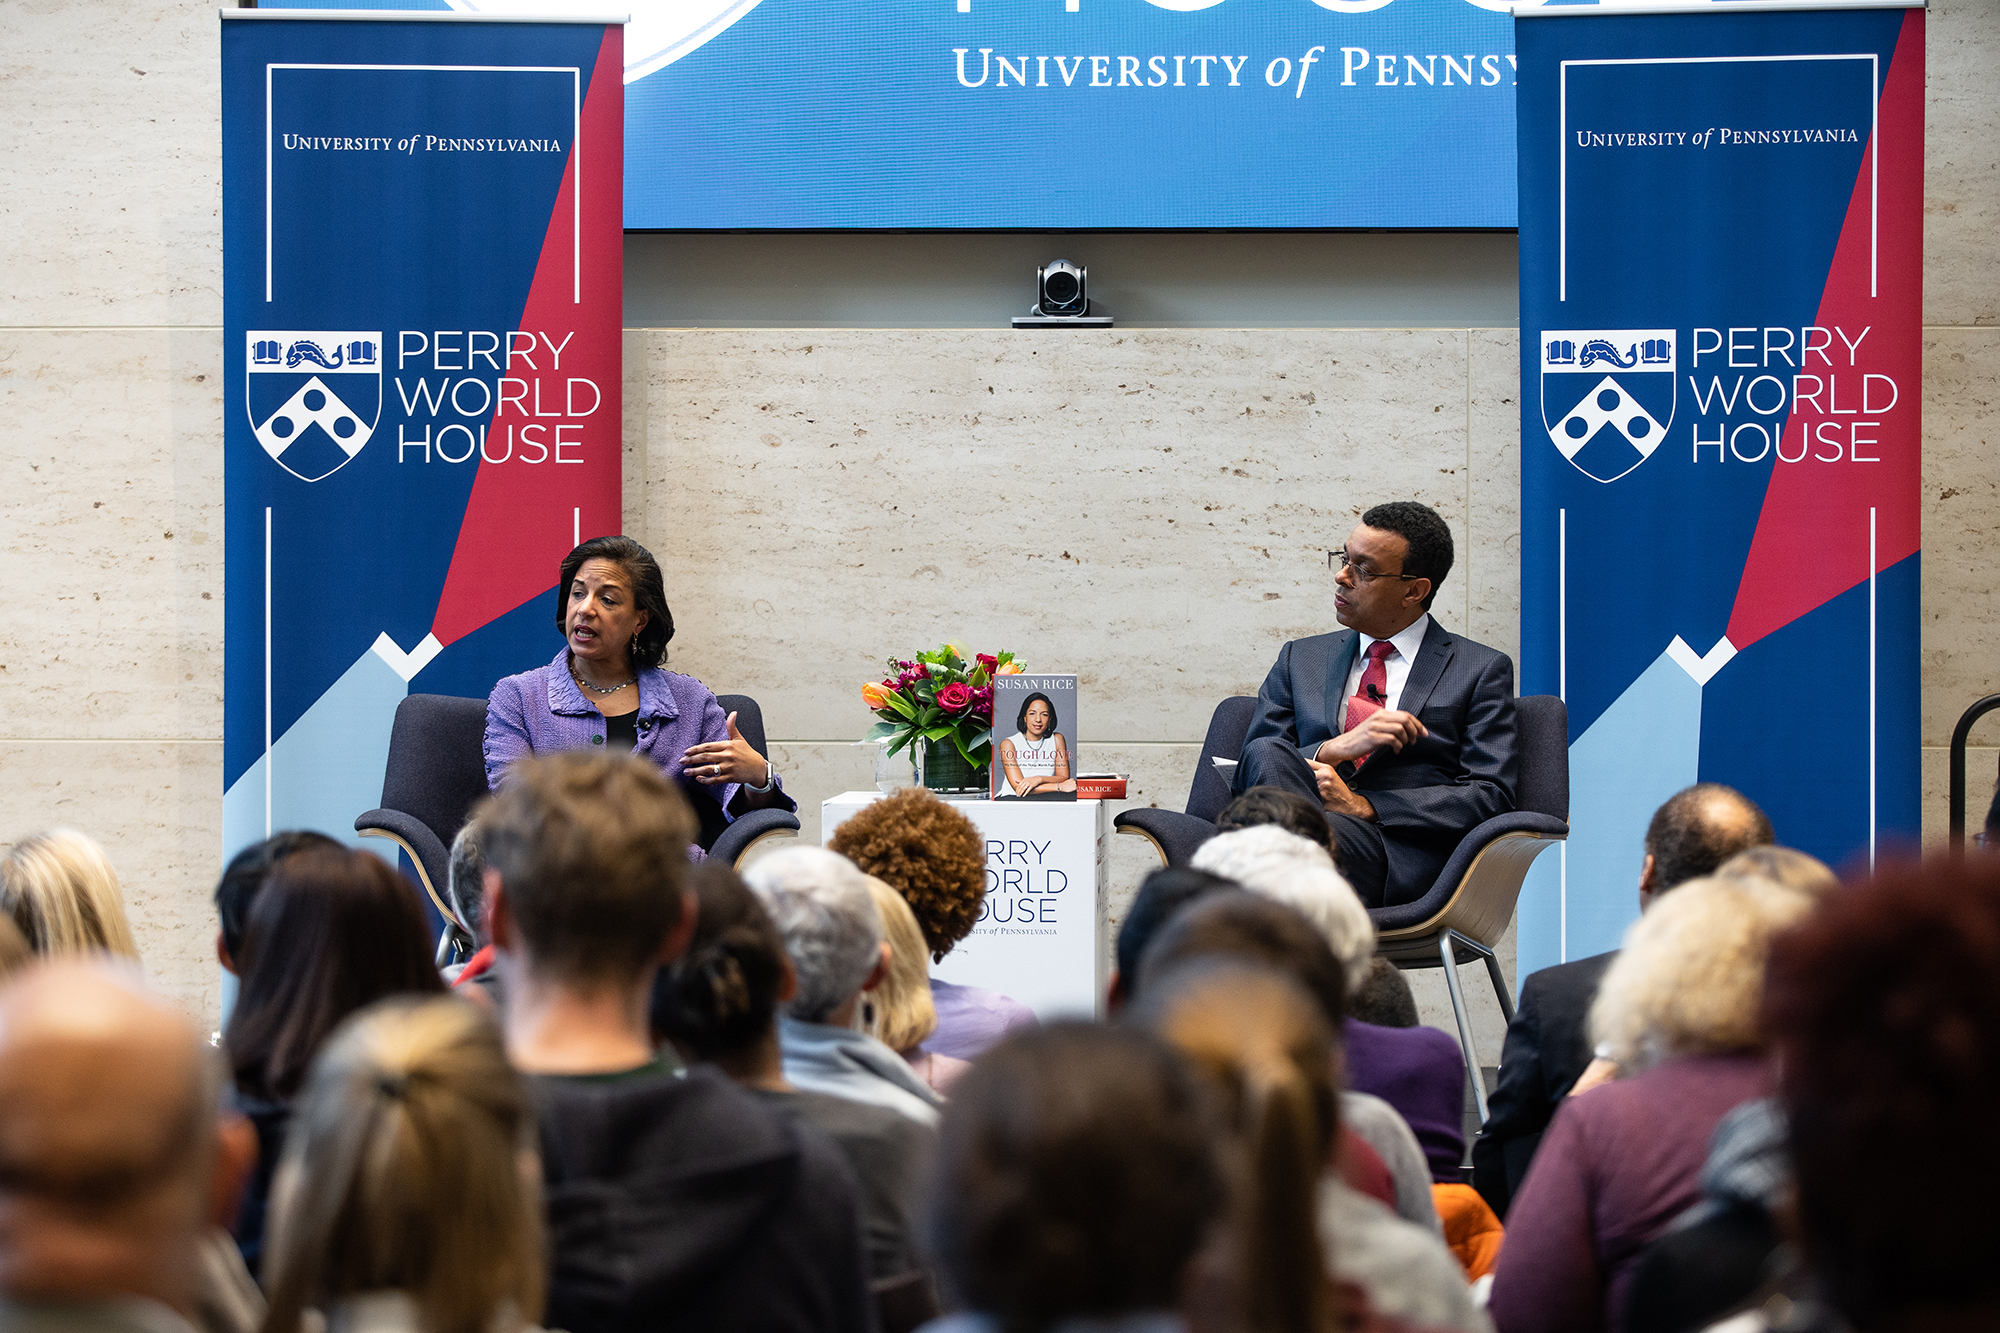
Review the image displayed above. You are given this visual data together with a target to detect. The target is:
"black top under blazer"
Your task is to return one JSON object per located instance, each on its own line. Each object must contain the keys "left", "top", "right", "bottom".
{"left": 1240, "top": 618, "right": 1520, "bottom": 894}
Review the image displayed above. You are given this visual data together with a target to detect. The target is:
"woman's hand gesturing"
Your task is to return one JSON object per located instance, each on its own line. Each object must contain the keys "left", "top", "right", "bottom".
{"left": 682, "top": 713, "right": 770, "bottom": 788}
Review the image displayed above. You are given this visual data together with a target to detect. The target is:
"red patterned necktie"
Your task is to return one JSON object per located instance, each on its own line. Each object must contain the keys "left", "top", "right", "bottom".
{"left": 1342, "top": 640, "right": 1397, "bottom": 770}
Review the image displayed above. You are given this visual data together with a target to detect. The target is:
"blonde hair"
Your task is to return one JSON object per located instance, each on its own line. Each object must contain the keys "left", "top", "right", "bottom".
{"left": 1191, "top": 825, "right": 1376, "bottom": 995}
{"left": 0, "top": 915, "right": 30, "bottom": 979}
{"left": 261, "top": 995, "right": 544, "bottom": 1333}
{"left": 1590, "top": 875, "right": 1818, "bottom": 1071}
{"left": 1138, "top": 963, "right": 1342, "bottom": 1333}
{"left": 0, "top": 829, "right": 139, "bottom": 960}
{"left": 862, "top": 875, "right": 938, "bottom": 1053}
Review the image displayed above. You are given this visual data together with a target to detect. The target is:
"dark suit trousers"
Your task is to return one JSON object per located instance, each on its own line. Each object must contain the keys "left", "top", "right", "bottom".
{"left": 1234, "top": 735, "right": 1394, "bottom": 907}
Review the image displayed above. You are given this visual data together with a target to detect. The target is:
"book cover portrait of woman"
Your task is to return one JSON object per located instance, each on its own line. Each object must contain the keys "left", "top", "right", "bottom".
{"left": 994, "top": 691, "right": 1076, "bottom": 799}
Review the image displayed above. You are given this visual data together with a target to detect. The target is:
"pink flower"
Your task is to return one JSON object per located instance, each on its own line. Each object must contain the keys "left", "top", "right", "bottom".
{"left": 936, "top": 682, "right": 973, "bottom": 713}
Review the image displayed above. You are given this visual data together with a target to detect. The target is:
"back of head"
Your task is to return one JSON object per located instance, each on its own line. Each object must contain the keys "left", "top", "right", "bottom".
{"left": 863, "top": 875, "right": 939, "bottom": 1053}
{"left": 1114, "top": 867, "right": 1238, "bottom": 1000}
{"left": 743, "top": 846, "right": 883, "bottom": 1024}
{"left": 1763, "top": 859, "right": 2000, "bottom": 1328}
{"left": 0, "top": 915, "right": 31, "bottom": 982}
{"left": 1713, "top": 844, "right": 1837, "bottom": 897}
{"left": 446, "top": 818, "right": 489, "bottom": 941}
{"left": 225, "top": 846, "right": 444, "bottom": 1102}
{"left": 1215, "top": 786, "right": 1337, "bottom": 861}
{"left": 477, "top": 751, "right": 696, "bottom": 991}
{"left": 1191, "top": 825, "right": 1374, "bottom": 996}
{"left": 827, "top": 787, "right": 986, "bottom": 962}
{"left": 1645, "top": 783, "right": 1774, "bottom": 894}
{"left": 213, "top": 830, "right": 342, "bottom": 964}
{"left": 928, "top": 1022, "right": 1224, "bottom": 1327}
{"left": 651, "top": 862, "right": 789, "bottom": 1061}
{"left": 1131, "top": 963, "right": 1340, "bottom": 1333}
{"left": 1348, "top": 957, "right": 1420, "bottom": 1029}
{"left": 0, "top": 959, "right": 217, "bottom": 1304}
{"left": 1, "top": 830, "right": 139, "bottom": 960}
{"left": 262, "top": 995, "right": 542, "bottom": 1333}
{"left": 1589, "top": 874, "right": 1815, "bottom": 1070}
{"left": 1138, "top": 891, "right": 1347, "bottom": 1031}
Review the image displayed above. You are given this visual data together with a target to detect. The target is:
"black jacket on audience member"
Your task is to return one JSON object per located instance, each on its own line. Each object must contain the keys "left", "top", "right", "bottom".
{"left": 533, "top": 1066, "right": 875, "bottom": 1333}
{"left": 1471, "top": 949, "right": 1616, "bottom": 1219}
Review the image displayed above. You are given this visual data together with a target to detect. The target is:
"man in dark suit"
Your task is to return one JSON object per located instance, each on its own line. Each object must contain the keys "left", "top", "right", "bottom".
{"left": 1470, "top": 782, "right": 1773, "bottom": 1218}
{"left": 1232, "top": 500, "right": 1517, "bottom": 909}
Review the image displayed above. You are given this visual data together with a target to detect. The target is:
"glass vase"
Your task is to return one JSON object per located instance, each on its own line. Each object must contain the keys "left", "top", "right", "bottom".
{"left": 921, "top": 738, "right": 987, "bottom": 794}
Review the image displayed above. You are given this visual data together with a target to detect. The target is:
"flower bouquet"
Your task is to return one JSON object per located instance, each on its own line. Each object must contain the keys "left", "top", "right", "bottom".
{"left": 862, "top": 643, "right": 1022, "bottom": 792}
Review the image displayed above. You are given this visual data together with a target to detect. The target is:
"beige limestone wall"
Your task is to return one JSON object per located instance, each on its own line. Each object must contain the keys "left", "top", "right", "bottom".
{"left": 1, "top": 0, "right": 1995, "bottom": 1047}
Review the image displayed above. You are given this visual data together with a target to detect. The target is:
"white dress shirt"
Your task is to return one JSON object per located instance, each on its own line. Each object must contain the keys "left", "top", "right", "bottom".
{"left": 1340, "top": 613, "right": 1431, "bottom": 724}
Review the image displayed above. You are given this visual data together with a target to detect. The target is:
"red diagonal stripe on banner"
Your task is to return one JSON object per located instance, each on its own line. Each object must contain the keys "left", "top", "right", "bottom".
{"left": 429, "top": 27, "right": 624, "bottom": 649}
{"left": 1723, "top": 11, "right": 1923, "bottom": 652}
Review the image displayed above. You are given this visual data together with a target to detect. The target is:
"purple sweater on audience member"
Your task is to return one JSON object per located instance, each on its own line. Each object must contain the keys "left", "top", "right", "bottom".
{"left": 1487, "top": 1052, "right": 1769, "bottom": 1333}
{"left": 1342, "top": 1018, "right": 1468, "bottom": 1183}
{"left": 925, "top": 978, "right": 1038, "bottom": 1062}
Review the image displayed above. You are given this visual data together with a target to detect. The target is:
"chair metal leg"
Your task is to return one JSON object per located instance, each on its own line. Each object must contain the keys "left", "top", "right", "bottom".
{"left": 1481, "top": 946, "right": 1516, "bottom": 1025}
{"left": 1439, "top": 934, "right": 1489, "bottom": 1124}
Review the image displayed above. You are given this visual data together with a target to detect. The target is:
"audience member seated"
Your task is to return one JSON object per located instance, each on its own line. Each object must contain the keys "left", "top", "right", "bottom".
{"left": 1105, "top": 866, "right": 1238, "bottom": 1012}
{"left": 1486, "top": 873, "right": 1816, "bottom": 1333}
{"left": 1215, "top": 785, "right": 1341, "bottom": 859}
{"left": 1135, "top": 960, "right": 1489, "bottom": 1333}
{"left": 1192, "top": 825, "right": 1463, "bottom": 1227}
{"left": 1137, "top": 893, "right": 1484, "bottom": 1329}
{"left": 653, "top": 862, "right": 939, "bottom": 1310}
{"left": 1618, "top": 848, "right": 1839, "bottom": 1333}
{"left": 0, "top": 915, "right": 32, "bottom": 979}
{"left": 1745, "top": 857, "right": 2000, "bottom": 1333}
{"left": 863, "top": 875, "right": 969, "bottom": 1094}
{"left": 443, "top": 818, "right": 501, "bottom": 997}
{"left": 1474, "top": 784, "right": 1773, "bottom": 1218}
{"left": 479, "top": 753, "right": 871, "bottom": 1333}
{"left": 222, "top": 844, "right": 444, "bottom": 1279}
{"left": 0, "top": 960, "right": 257, "bottom": 1333}
{"left": 1110, "top": 865, "right": 1407, "bottom": 1219}
{"left": 828, "top": 787, "right": 1035, "bottom": 1061}
{"left": 211, "top": 830, "right": 339, "bottom": 978}
{"left": 1350, "top": 957, "right": 1420, "bottom": 1028}
{"left": 259, "top": 995, "right": 545, "bottom": 1333}
{"left": 1, "top": 829, "right": 141, "bottom": 961}
{"left": 921, "top": 1023, "right": 1226, "bottom": 1333}
{"left": 746, "top": 846, "right": 944, "bottom": 1125}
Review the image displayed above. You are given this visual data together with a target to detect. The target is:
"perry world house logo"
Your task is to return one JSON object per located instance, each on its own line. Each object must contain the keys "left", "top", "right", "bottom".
{"left": 1540, "top": 328, "right": 1675, "bottom": 484}
{"left": 245, "top": 331, "right": 382, "bottom": 483}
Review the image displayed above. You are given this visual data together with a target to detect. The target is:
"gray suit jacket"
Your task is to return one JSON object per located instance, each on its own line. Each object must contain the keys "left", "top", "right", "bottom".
{"left": 1238, "top": 619, "right": 1518, "bottom": 894}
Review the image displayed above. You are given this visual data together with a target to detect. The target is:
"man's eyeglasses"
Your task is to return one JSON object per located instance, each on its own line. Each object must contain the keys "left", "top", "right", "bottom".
{"left": 1328, "top": 550, "right": 1421, "bottom": 584}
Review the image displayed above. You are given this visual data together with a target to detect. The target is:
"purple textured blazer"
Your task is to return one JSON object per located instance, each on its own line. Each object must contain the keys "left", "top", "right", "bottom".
{"left": 483, "top": 648, "right": 794, "bottom": 826}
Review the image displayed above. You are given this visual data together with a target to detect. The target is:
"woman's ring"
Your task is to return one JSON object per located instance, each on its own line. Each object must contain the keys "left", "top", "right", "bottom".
{"left": 711, "top": 764, "right": 720, "bottom": 776}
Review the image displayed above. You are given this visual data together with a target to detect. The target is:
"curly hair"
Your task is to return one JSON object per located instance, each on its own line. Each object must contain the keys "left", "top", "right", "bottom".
{"left": 1763, "top": 858, "right": 2000, "bottom": 1326}
{"left": 829, "top": 787, "right": 986, "bottom": 963}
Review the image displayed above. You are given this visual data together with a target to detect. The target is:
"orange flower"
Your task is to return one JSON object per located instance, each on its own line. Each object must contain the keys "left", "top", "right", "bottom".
{"left": 996, "top": 661, "right": 1025, "bottom": 675}
{"left": 862, "top": 681, "right": 893, "bottom": 710}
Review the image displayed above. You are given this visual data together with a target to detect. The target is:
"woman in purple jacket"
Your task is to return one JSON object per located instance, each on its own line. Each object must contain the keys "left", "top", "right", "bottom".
{"left": 484, "top": 536, "right": 795, "bottom": 848}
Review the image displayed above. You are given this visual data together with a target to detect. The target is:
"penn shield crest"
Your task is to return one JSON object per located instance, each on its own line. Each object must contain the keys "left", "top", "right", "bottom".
{"left": 1540, "top": 329, "right": 1676, "bottom": 483}
{"left": 245, "top": 331, "right": 382, "bottom": 482}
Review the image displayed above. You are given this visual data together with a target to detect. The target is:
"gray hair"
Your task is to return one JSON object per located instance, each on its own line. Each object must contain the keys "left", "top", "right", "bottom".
{"left": 1191, "top": 825, "right": 1376, "bottom": 995}
{"left": 446, "top": 820, "right": 487, "bottom": 939}
{"left": 742, "top": 847, "right": 884, "bottom": 1023}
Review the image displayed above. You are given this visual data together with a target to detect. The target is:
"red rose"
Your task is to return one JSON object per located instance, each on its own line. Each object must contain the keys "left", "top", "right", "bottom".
{"left": 976, "top": 653, "right": 998, "bottom": 670}
{"left": 935, "top": 682, "right": 973, "bottom": 712}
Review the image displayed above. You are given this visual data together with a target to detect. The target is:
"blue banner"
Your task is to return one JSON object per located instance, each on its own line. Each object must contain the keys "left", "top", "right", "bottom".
{"left": 221, "top": 14, "right": 626, "bottom": 877}
{"left": 1515, "top": 4, "right": 1924, "bottom": 978}
{"left": 267, "top": 0, "right": 1536, "bottom": 229}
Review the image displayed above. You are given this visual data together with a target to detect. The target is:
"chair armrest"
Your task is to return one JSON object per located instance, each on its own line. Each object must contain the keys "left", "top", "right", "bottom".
{"left": 709, "top": 807, "right": 803, "bottom": 868}
{"left": 355, "top": 808, "right": 457, "bottom": 926}
{"left": 1112, "top": 809, "right": 1219, "bottom": 869}
{"left": 1371, "top": 811, "right": 1569, "bottom": 936}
